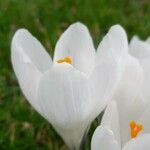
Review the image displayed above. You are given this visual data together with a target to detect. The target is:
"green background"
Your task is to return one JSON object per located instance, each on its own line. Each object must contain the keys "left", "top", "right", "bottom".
{"left": 0, "top": 0, "right": 150, "bottom": 149}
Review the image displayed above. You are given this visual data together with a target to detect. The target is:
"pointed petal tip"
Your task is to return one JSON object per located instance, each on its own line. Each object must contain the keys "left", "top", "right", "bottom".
{"left": 95, "top": 126, "right": 114, "bottom": 137}
{"left": 133, "top": 35, "right": 139, "bottom": 40}
{"left": 110, "top": 24, "right": 124, "bottom": 30}
{"left": 11, "top": 28, "right": 52, "bottom": 72}
{"left": 15, "top": 28, "right": 29, "bottom": 34}
{"left": 11, "top": 28, "right": 30, "bottom": 46}
{"left": 11, "top": 29, "right": 32, "bottom": 63}
{"left": 13, "top": 28, "right": 29, "bottom": 38}
{"left": 130, "top": 35, "right": 140, "bottom": 44}
{"left": 108, "top": 24, "right": 128, "bottom": 51}
{"left": 69, "top": 22, "right": 87, "bottom": 30}
{"left": 110, "top": 24, "right": 127, "bottom": 36}
{"left": 130, "top": 35, "right": 150, "bottom": 48}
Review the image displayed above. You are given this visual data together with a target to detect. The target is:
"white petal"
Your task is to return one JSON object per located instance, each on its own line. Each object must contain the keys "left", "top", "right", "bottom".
{"left": 123, "top": 134, "right": 150, "bottom": 150}
{"left": 54, "top": 22, "right": 95, "bottom": 74}
{"left": 130, "top": 37, "right": 150, "bottom": 104}
{"left": 96, "top": 24, "right": 128, "bottom": 75}
{"left": 91, "top": 126, "right": 120, "bottom": 150}
{"left": 138, "top": 106, "right": 150, "bottom": 134}
{"left": 101, "top": 101, "right": 120, "bottom": 146}
{"left": 88, "top": 25, "right": 128, "bottom": 120}
{"left": 113, "top": 55, "right": 144, "bottom": 145}
{"left": 11, "top": 29, "right": 52, "bottom": 73}
{"left": 37, "top": 64, "right": 92, "bottom": 148}
{"left": 11, "top": 29, "right": 52, "bottom": 112}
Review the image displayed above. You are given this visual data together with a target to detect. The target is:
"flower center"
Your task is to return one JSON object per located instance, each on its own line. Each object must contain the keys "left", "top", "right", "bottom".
{"left": 130, "top": 121, "right": 143, "bottom": 138}
{"left": 57, "top": 56, "right": 72, "bottom": 64}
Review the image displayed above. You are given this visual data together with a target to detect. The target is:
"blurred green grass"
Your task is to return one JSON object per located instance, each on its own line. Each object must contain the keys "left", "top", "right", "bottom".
{"left": 0, "top": 0, "right": 150, "bottom": 149}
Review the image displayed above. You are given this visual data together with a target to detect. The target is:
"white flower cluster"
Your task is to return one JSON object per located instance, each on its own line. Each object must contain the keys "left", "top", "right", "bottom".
{"left": 11, "top": 22, "right": 150, "bottom": 150}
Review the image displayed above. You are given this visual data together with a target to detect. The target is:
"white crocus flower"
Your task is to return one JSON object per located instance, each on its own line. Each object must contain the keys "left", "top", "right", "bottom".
{"left": 91, "top": 36, "right": 150, "bottom": 150}
{"left": 11, "top": 22, "right": 127, "bottom": 149}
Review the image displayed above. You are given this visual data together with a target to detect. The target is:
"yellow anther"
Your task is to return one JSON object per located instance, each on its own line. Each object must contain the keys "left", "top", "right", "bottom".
{"left": 130, "top": 121, "right": 143, "bottom": 139}
{"left": 57, "top": 57, "right": 72, "bottom": 64}
{"left": 130, "top": 121, "right": 136, "bottom": 129}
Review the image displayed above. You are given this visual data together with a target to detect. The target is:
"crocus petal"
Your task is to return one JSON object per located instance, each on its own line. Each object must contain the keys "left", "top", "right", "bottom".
{"left": 54, "top": 22, "right": 95, "bottom": 75}
{"left": 88, "top": 25, "right": 128, "bottom": 120}
{"left": 113, "top": 55, "right": 143, "bottom": 145}
{"left": 91, "top": 126, "right": 120, "bottom": 150}
{"left": 37, "top": 64, "right": 92, "bottom": 149}
{"left": 123, "top": 134, "right": 150, "bottom": 150}
{"left": 11, "top": 29, "right": 52, "bottom": 112}
{"left": 101, "top": 101, "right": 120, "bottom": 146}
{"left": 96, "top": 24, "right": 128, "bottom": 75}
{"left": 130, "top": 37, "right": 150, "bottom": 104}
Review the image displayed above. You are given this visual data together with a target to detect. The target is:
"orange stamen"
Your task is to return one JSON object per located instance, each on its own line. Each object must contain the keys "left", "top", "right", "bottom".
{"left": 57, "top": 57, "right": 72, "bottom": 64}
{"left": 130, "top": 121, "right": 143, "bottom": 138}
